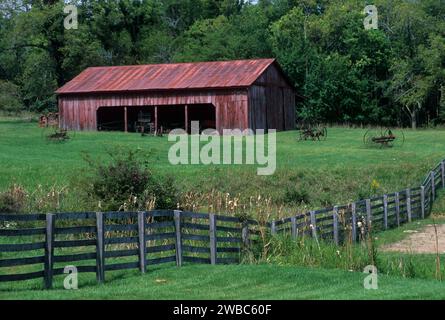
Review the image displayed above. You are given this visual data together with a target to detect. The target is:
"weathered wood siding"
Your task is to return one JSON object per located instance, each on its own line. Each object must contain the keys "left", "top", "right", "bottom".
{"left": 248, "top": 64, "right": 296, "bottom": 131}
{"left": 59, "top": 89, "right": 249, "bottom": 133}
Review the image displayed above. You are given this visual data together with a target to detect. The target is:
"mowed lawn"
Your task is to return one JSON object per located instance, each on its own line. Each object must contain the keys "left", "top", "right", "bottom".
{"left": 1, "top": 117, "right": 445, "bottom": 210}
{"left": 1, "top": 264, "right": 445, "bottom": 300}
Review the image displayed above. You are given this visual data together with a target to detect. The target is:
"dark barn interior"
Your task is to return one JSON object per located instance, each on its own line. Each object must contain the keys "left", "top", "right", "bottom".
{"left": 96, "top": 104, "right": 216, "bottom": 133}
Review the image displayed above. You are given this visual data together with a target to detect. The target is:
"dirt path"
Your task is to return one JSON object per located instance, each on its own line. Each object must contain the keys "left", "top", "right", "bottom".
{"left": 382, "top": 224, "right": 445, "bottom": 254}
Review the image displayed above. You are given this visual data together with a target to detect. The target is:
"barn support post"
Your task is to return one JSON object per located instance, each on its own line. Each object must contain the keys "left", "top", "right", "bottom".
{"left": 185, "top": 105, "right": 189, "bottom": 133}
{"left": 124, "top": 107, "right": 128, "bottom": 132}
{"left": 154, "top": 106, "right": 158, "bottom": 134}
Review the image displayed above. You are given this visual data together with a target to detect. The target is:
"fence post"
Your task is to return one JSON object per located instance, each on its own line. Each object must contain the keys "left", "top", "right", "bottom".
{"left": 406, "top": 189, "right": 412, "bottom": 223}
{"left": 421, "top": 186, "right": 426, "bottom": 219}
{"left": 310, "top": 210, "right": 317, "bottom": 238}
{"left": 441, "top": 161, "right": 445, "bottom": 189}
{"left": 431, "top": 171, "right": 436, "bottom": 201}
{"left": 44, "top": 213, "right": 55, "bottom": 289}
{"left": 241, "top": 221, "right": 250, "bottom": 248}
{"left": 95, "top": 212, "right": 105, "bottom": 283}
{"left": 365, "top": 199, "right": 372, "bottom": 229}
{"left": 291, "top": 216, "right": 297, "bottom": 240}
{"left": 270, "top": 220, "right": 277, "bottom": 236}
{"left": 209, "top": 214, "right": 217, "bottom": 265}
{"left": 174, "top": 210, "right": 183, "bottom": 267}
{"left": 351, "top": 202, "right": 357, "bottom": 242}
{"left": 137, "top": 211, "right": 147, "bottom": 273}
{"left": 383, "top": 194, "right": 388, "bottom": 230}
{"left": 395, "top": 192, "right": 400, "bottom": 227}
{"left": 333, "top": 206, "right": 339, "bottom": 245}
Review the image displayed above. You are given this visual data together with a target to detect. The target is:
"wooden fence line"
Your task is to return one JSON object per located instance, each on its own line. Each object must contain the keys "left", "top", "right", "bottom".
{"left": 1, "top": 159, "right": 445, "bottom": 288}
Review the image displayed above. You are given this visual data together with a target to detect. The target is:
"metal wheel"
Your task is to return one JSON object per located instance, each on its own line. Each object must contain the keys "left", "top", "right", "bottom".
{"left": 363, "top": 129, "right": 376, "bottom": 147}
{"left": 41, "top": 126, "right": 73, "bottom": 143}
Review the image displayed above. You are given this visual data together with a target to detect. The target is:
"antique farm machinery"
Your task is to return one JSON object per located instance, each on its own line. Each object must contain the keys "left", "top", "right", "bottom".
{"left": 134, "top": 111, "right": 164, "bottom": 136}
{"left": 298, "top": 124, "right": 328, "bottom": 141}
{"left": 39, "top": 112, "right": 59, "bottom": 128}
{"left": 363, "top": 127, "right": 405, "bottom": 148}
{"left": 41, "top": 125, "right": 73, "bottom": 143}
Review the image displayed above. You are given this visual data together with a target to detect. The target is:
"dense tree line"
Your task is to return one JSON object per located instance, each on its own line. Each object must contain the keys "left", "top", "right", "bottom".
{"left": 0, "top": 0, "right": 444, "bottom": 128}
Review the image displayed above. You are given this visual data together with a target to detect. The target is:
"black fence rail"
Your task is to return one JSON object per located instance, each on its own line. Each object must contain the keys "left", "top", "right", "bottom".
{"left": 0, "top": 210, "right": 249, "bottom": 288}
{"left": 269, "top": 159, "right": 444, "bottom": 244}
{"left": 1, "top": 159, "right": 445, "bottom": 289}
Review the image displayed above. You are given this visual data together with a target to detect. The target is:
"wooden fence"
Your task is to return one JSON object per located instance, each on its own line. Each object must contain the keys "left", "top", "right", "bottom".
{"left": 0, "top": 210, "right": 251, "bottom": 288}
{"left": 268, "top": 159, "right": 444, "bottom": 243}
{"left": 0, "top": 159, "right": 444, "bottom": 288}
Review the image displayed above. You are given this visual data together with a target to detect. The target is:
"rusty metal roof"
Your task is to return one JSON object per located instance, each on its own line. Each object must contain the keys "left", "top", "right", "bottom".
{"left": 57, "top": 59, "right": 279, "bottom": 94}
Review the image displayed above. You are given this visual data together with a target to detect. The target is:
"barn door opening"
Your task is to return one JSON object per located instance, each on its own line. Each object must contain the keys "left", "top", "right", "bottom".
{"left": 157, "top": 105, "right": 186, "bottom": 132}
{"left": 97, "top": 107, "right": 125, "bottom": 131}
{"left": 187, "top": 104, "right": 216, "bottom": 133}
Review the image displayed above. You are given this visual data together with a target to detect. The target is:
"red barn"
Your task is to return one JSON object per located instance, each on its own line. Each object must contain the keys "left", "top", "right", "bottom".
{"left": 56, "top": 58, "right": 297, "bottom": 134}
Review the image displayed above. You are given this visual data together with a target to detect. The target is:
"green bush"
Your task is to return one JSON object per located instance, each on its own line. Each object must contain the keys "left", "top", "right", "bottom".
{"left": 86, "top": 149, "right": 178, "bottom": 211}
{"left": 145, "top": 175, "right": 178, "bottom": 210}
{"left": 0, "top": 185, "right": 26, "bottom": 213}
{"left": 0, "top": 80, "right": 23, "bottom": 114}
{"left": 89, "top": 151, "right": 150, "bottom": 210}
{"left": 281, "top": 186, "right": 310, "bottom": 205}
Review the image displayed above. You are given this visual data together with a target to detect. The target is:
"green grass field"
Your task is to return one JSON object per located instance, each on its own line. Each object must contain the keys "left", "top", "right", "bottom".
{"left": 2, "top": 117, "right": 445, "bottom": 299}
{"left": 1, "top": 264, "right": 445, "bottom": 300}
{"left": 1, "top": 117, "right": 445, "bottom": 214}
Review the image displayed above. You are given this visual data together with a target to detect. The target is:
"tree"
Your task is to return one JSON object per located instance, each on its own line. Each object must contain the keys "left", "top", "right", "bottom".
{"left": 387, "top": 57, "right": 431, "bottom": 129}
{"left": 0, "top": 80, "right": 22, "bottom": 114}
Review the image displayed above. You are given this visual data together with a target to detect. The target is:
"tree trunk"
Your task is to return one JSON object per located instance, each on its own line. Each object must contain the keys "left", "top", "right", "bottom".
{"left": 410, "top": 108, "right": 417, "bottom": 129}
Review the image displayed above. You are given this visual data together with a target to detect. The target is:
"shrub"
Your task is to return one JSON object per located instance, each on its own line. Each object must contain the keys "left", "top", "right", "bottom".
{"left": 86, "top": 149, "right": 178, "bottom": 211}
{"left": 281, "top": 186, "right": 310, "bottom": 205}
{"left": 145, "top": 175, "right": 178, "bottom": 210}
{"left": 0, "top": 80, "right": 23, "bottom": 114}
{"left": 87, "top": 150, "right": 151, "bottom": 211}
{"left": 0, "top": 185, "right": 27, "bottom": 213}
